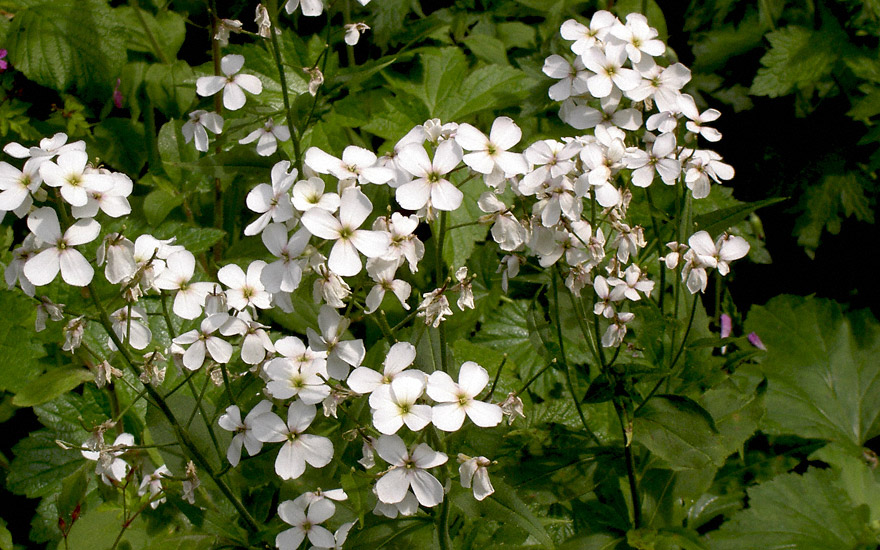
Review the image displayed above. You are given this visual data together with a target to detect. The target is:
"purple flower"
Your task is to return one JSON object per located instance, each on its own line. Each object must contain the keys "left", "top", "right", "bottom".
{"left": 0, "top": 49, "right": 8, "bottom": 72}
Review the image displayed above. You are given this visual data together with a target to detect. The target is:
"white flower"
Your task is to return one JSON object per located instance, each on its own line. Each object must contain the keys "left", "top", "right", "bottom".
{"left": 218, "top": 261, "right": 272, "bottom": 311}
{"left": 252, "top": 400, "right": 334, "bottom": 480}
{"left": 364, "top": 258, "right": 411, "bottom": 313}
{"left": 301, "top": 187, "right": 390, "bottom": 277}
{"left": 678, "top": 94, "right": 722, "bottom": 142}
{"left": 292, "top": 176, "right": 340, "bottom": 213}
{"left": 244, "top": 160, "right": 296, "bottom": 236}
{"left": 344, "top": 22, "right": 370, "bottom": 46}
{"left": 307, "top": 306, "right": 365, "bottom": 379}
{"left": 624, "top": 133, "right": 681, "bottom": 187}
{"left": 154, "top": 250, "right": 215, "bottom": 320}
{"left": 374, "top": 213, "right": 424, "bottom": 272}
{"left": 347, "top": 341, "right": 418, "bottom": 405}
{"left": 82, "top": 432, "right": 133, "bottom": 485}
{"left": 172, "top": 313, "right": 234, "bottom": 370}
{"left": 580, "top": 43, "right": 642, "bottom": 98}
{"left": 371, "top": 373, "right": 433, "bottom": 435}
{"left": 607, "top": 264, "right": 654, "bottom": 301}
{"left": 683, "top": 231, "right": 749, "bottom": 294}
{"left": 417, "top": 288, "right": 453, "bottom": 327}
{"left": 455, "top": 117, "right": 528, "bottom": 188}
{"left": 427, "top": 361, "right": 502, "bottom": 432}
{"left": 0, "top": 158, "right": 41, "bottom": 216}
{"left": 264, "top": 353, "right": 331, "bottom": 404}
{"left": 396, "top": 140, "right": 463, "bottom": 212}
{"left": 458, "top": 455, "right": 494, "bottom": 501}
{"left": 305, "top": 145, "right": 394, "bottom": 186}
{"left": 683, "top": 149, "right": 734, "bottom": 199}
{"left": 182, "top": 110, "right": 223, "bottom": 152}
{"left": 24, "top": 207, "right": 99, "bottom": 287}
{"left": 71, "top": 170, "right": 133, "bottom": 219}
{"left": 275, "top": 499, "right": 335, "bottom": 550}
{"left": 138, "top": 465, "right": 170, "bottom": 508}
{"left": 285, "top": 0, "right": 323, "bottom": 16}
{"left": 261, "top": 224, "right": 310, "bottom": 293}
{"left": 39, "top": 150, "right": 113, "bottom": 207}
{"left": 374, "top": 435, "right": 447, "bottom": 507}
{"left": 628, "top": 63, "right": 691, "bottom": 113}
{"left": 312, "top": 521, "right": 355, "bottom": 550}
{"left": 239, "top": 118, "right": 290, "bottom": 156}
{"left": 196, "top": 54, "right": 263, "bottom": 111}
{"left": 372, "top": 490, "right": 419, "bottom": 518}
{"left": 109, "top": 306, "right": 152, "bottom": 350}
{"left": 4, "top": 132, "right": 84, "bottom": 163}
{"left": 235, "top": 310, "right": 276, "bottom": 364}
{"left": 609, "top": 13, "right": 666, "bottom": 64}
{"left": 602, "top": 312, "right": 634, "bottom": 347}
{"left": 542, "top": 54, "right": 590, "bottom": 102}
{"left": 559, "top": 11, "right": 617, "bottom": 54}
{"left": 478, "top": 192, "right": 527, "bottom": 251}
{"left": 218, "top": 400, "right": 273, "bottom": 467}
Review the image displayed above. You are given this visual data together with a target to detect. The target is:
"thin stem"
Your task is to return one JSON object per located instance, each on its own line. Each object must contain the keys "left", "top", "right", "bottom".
{"left": 553, "top": 272, "right": 601, "bottom": 445}
{"left": 267, "top": 0, "right": 303, "bottom": 175}
{"left": 485, "top": 354, "right": 508, "bottom": 400}
{"left": 614, "top": 398, "right": 641, "bottom": 529}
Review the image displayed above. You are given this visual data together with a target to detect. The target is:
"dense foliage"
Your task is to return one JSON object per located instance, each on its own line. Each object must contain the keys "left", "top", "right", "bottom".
{"left": 0, "top": 1, "right": 878, "bottom": 549}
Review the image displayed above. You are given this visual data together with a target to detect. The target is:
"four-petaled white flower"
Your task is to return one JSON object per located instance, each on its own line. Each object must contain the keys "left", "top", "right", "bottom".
{"left": 244, "top": 161, "right": 296, "bottom": 236}
{"left": 172, "top": 313, "right": 234, "bottom": 370}
{"left": 154, "top": 250, "right": 215, "bottom": 319}
{"left": 371, "top": 372, "right": 433, "bottom": 435}
{"left": 455, "top": 117, "right": 528, "bottom": 188}
{"left": 39, "top": 150, "right": 113, "bottom": 208}
{"left": 218, "top": 261, "right": 272, "bottom": 311}
{"left": 374, "top": 435, "right": 447, "bottom": 507}
{"left": 239, "top": 118, "right": 290, "bottom": 156}
{"left": 253, "top": 400, "right": 334, "bottom": 480}
{"left": 196, "top": 54, "right": 263, "bottom": 111}
{"left": 218, "top": 400, "right": 273, "bottom": 467}
{"left": 301, "top": 187, "right": 390, "bottom": 277}
{"left": 275, "top": 498, "right": 335, "bottom": 550}
{"left": 396, "top": 140, "right": 464, "bottom": 212}
{"left": 24, "top": 207, "right": 99, "bottom": 287}
{"left": 427, "top": 361, "right": 502, "bottom": 432}
{"left": 182, "top": 110, "right": 223, "bottom": 152}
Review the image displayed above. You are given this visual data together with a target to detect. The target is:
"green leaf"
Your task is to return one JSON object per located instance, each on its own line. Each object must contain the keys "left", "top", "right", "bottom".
{"left": 66, "top": 504, "right": 149, "bottom": 550}
{"left": 692, "top": 196, "right": 786, "bottom": 237}
{"left": 156, "top": 222, "right": 225, "bottom": 255}
{"left": 7, "top": 429, "right": 86, "bottom": 499}
{"left": 793, "top": 173, "right": 874, "bottom": 256}
{"left": 811, "top": 444, "right": 880, "bottom": 524}
{"left": 12, "top": 367, "right": 94, "bottom": 407}
{"left": 0, "top": 519, "right": 11, "bottom": 550}
{"left": 417, "top": 47, "right": 468, "bottom": 117}
{"left": 435, "top": 64, "right": 530, "bottom": 120}
{"left": 145, "top": 61, "right": 196, "bottom": 118}
{"left": 143, "top": 188, "right": 183, "bottom": 226}
{"left": 5, "top": 0, "right": 127, "bottom": 98}
{"left": 454, "top": 479, "right": 555, "bottom": 549}
{"left": 0, "top": 290, "right": 46, "bottom": 394}
{"left": 691, "top": 15, "right": 768, "bottom": 72}
{"left": 90, "top": 117, "right": 147, "bottom": 174}
{"left": 699, "top": 372, "right": 766, "bottom": 458}
{"left": 745, "top": 296, "right": 880, "bottom": 449}
{"left": 443, "top": 176, "right": 488, "bottom": 269}
{"left": 634, "top": 395, "right": 724, "bottom": 470}
{"left": 57, "top": 466, "right": 90, "bottom": 523}
{"left": 462, "top": 34, "right": 509, "bottom": 66}
{"left": 158, "top": 120, "right": 201, "bottom": 184}
{"left": 117, "top": 6, "right": 186, "bottom": 61}
{"left": 750, "top": 26, "right": 840, "bottom": 98}
{"left": 710, "top": 468, "right": 879, "bottom": 550}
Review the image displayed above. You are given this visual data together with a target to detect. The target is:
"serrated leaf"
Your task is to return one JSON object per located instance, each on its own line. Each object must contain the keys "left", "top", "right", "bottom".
{"left": 5, "top": 0, "right": 127, "bottom": 98}
{"left": 699, "top": 372, "right": 766, "bottom": 457}
{"left": 90, "top": 117, "right": 147, "bottom": 174}
{"left": 456, "top": 479, "right": 555, "bottom": 549}
{"left": 750, "top": 26, "right": 840, "bottom": 98}
{"left": 709, "top": 468, "right": 878, "bottom": 550}
{"left": 744, "top": 295, "right": 880, "bottom": 449}
{"left": 634, "top": 395, "right": 724, "bottom": 470}
{"left": 462, "top": 34, "right": 509, "bottom": 66}
{"left": 7, "top": 429, "right": 86, "bottom": 499}
{"left": 12, "top": 367, "right": 94, "bottom": 407}
{"left": 0, "top": 520, "right": 10, "bottom": 550}
{"left": 794, "top": 172, "right": 874, "bottom": 255}
{"left": 66, "top": 505, "right": 149, "bottom": 550}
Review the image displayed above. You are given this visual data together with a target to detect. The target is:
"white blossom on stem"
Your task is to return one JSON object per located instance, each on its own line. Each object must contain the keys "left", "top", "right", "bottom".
{"left": 427, "top": 361, "right": 502, "bottom": 431}
{"left": 244, "top": 160, "right": 296, "bottom": 236}
{"left": 24, "top": 207, "right": 99, "bottom": 287}
{"left": 458, "top": 454, "right": 494, "bottom": 501}
{"left": 396, "top": 140, "right": 464, "bottom": 212}
{"left": 252, "top": 401, "right": 334, "bottom": 480}
{"left": 196, "top": 54, "right": 263, "bottom": 111}
{"left": 374, "top": 435, "right": 447, "bottom": 507}
{"left": 217, "top": 400, "right": 273, "bottom": 467}
{"left": 182, "top": 110, "right": 223, "bottom": 152}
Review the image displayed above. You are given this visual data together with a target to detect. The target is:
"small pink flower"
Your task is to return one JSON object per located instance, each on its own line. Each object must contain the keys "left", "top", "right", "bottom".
{"left": 0, "top": 50, "right": 8, "bottom": 72}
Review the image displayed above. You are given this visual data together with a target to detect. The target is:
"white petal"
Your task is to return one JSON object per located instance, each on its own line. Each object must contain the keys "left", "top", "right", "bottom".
{"left": 375, "top": 468, "right": 408, "bottom": 504}
{"left": 410, "top": 470, "right": 443, "bottom": 507}
{"left": 24, "top": 249, "right": 60, "bottom": 286}
{"left": 59, "top": 249, "right": 94, "bottom": 286}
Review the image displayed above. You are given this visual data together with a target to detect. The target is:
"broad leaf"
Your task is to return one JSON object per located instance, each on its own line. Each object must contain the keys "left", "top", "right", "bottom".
{"left": 634, "top": 395, "right": 724, "bottom": 470}
{"left": 710, "top": 468, "right": 879, "bottom": 550}
{"left": 11, "top": 367, "right": 94, "bottom": 407}
{"left": 5, "top": 0, "right": 127, "bottom": 98}
{"left": 745, "top": 295, "right": 880, "bottom": 449}
{"left": 750, "top": 26, "right": 841, "bottom": 98}
{"left": 7, "top": 429, "right": 86, "bottom": 499}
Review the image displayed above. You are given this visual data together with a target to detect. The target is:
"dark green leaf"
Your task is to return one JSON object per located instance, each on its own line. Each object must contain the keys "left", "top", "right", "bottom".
{"left": 7, "top": 429, "right": 86, "bottom": 498}
{"left": 692, "top": 197, "right": 786, "bottom": 237}
{"left": 745, "top": 296, "right": 880, "bottom": 449}
{"left": 143, "top": 188, "right": 183, "bottom": 227}
{"left": 145, "top": 61, "right": 196, "bottom": 118}
{"left": 634, "top": 395, "right": 724, "bottom": 470}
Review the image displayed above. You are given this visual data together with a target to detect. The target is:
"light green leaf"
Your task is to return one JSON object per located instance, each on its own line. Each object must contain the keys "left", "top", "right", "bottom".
{"left": 5, "top": 0, "right": 127, "bottom": 98}
{"left": 710, "top": 468, "right": 879, "bottom": 550}
{"left": 158, "top": 120, "right": 201, "bottom": 184}
{"left": 0, "top": 519, "right": 11, "bottom": 550}
{"left": 699, "top": 372, "right": 766, "bottom": 458}
{"left": 811, "top": 444, "right": 880, "bottom": 524}
{"left": 462, "top": 34, "right": 510, "bottom": 66}
{"left": 745, "top": 295, "right": 880, "bottom": 449}
{"left": 143, "top": 188, "right": 183, "bottom": 226}
{"left": 419, "top": 48, "right": 469, "bottom": 117}
{"left": 117, "top": 6, "right": 186, "bottom": 61}
{"left": 66, "top": 505, "right": 149, "bottom": 550}
{"left": 12, "top": 367, "right": 94, "bottom": 408}
{"left": 435, "top": 64, "right": 530, "bottom": 120}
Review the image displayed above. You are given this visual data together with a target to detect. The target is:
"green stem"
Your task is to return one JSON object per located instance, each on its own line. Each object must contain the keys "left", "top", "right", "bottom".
{"left": 614, "top": 398, "right": 641, "bottom": 529}
{"left": 485, "top": 354, "right": 508, "bottom": 400}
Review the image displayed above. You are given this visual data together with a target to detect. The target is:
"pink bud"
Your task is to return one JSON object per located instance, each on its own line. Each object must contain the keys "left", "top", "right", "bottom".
{"left": 112, "top": 78, "right": 123, "bottom": 109}
{"left": 747, "top": 332, "right": 766, "bottom": 350}
{"left": 720, "top": 313, "right": 732, "bottom": 339}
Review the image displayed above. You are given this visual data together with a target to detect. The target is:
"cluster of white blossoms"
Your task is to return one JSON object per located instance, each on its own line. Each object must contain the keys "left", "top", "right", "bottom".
{"left": 0, "top": 11, "right": 755, "bottom": 549}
